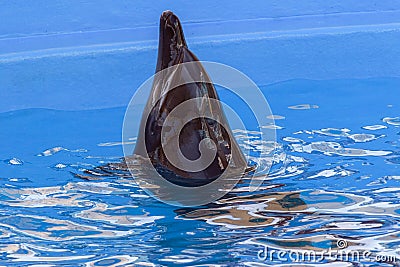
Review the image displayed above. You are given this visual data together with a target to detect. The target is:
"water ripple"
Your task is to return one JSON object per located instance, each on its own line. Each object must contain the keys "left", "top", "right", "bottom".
{"left": 1, "top": 79, "right": 400, "bottom": 265}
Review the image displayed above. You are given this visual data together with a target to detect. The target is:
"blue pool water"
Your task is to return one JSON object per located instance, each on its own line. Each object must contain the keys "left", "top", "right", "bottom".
{"left": 1, "top": 78, "right": 400, "bottom": 266}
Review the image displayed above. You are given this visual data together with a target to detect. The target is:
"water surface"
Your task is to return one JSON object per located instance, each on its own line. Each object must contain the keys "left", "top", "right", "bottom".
{"left": 1, "top": 78, "right": 399, "bottom": 266}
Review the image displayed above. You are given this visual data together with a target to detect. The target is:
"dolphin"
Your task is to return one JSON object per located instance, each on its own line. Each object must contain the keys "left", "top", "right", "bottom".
{"left": 131, "top": 11, "right": 252, "bottom": 187}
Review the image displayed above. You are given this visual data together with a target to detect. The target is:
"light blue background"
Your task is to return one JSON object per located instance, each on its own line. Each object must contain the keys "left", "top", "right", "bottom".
{"left": 1, "top": 1, "right": 400, "bottom": 111}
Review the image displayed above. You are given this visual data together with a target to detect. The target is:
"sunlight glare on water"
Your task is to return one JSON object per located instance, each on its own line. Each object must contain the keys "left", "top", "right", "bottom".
{"left": 0, "top": 78, "right": 399, "bottom": 266}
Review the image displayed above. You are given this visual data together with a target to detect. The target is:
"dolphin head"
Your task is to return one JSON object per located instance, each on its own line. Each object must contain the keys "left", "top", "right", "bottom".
{"left": 132, "top": 11, "right": 250, "bottom": 188}
{"left": 156, "top": 11, "right": 188, "bottom": 72}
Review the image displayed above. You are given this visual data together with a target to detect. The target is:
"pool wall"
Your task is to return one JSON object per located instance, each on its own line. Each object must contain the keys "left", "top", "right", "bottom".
{"left": 1, "top": 1, "right": 400, "bottom": 112}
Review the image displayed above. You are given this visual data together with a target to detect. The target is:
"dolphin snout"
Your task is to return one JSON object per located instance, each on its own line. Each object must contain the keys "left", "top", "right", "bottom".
{"left": 161, "top": 10, "right": 174, "bottom": 20}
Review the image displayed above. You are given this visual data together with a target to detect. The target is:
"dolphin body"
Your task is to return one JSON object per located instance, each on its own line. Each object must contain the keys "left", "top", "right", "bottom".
{"left": 132, "top": 11, "right": 250, "bottom": 187}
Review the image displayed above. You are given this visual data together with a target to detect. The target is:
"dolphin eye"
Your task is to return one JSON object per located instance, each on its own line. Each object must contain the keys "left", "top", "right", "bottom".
{"left": 206, "top": 118, "right": 216, "bottom": 127}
